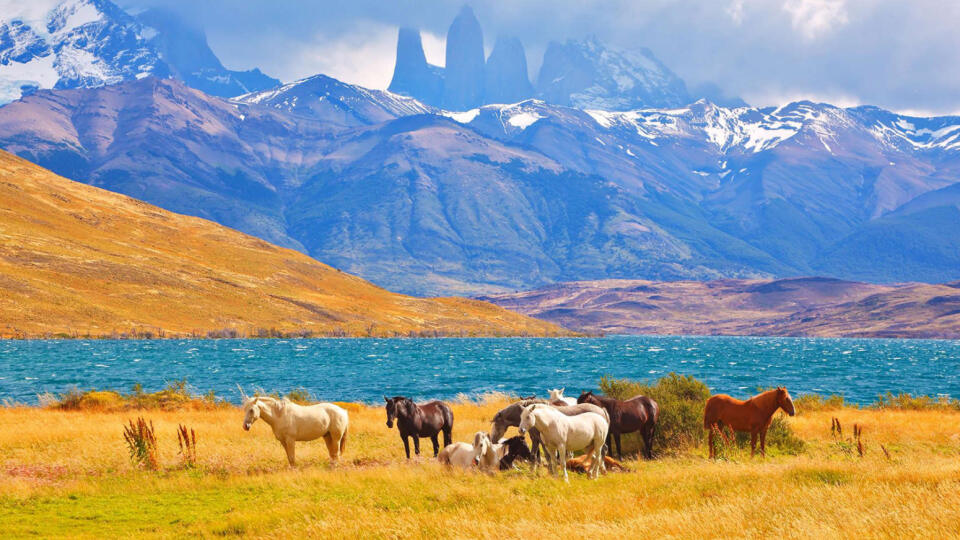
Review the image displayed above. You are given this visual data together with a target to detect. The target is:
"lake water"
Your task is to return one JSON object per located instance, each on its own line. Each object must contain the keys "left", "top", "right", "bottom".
{"left": 1, "top": 336, "right": 958, "bottom": 405}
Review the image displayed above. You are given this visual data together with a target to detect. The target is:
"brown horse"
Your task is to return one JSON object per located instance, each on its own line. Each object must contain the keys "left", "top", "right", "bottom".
{"left": 577, "top": 391, "right": 660, "bottom": 459}
{"left": 703, "top": 387, "right": 795, "bottom": 458}
{"left": 384, "top": 396, "right": 454, "bottom": 459}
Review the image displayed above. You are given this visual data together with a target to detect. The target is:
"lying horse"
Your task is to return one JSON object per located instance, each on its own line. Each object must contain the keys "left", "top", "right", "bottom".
{"left": 566, "top": 453, "right": 627, "bottom": 474}
{"left": 704, "top": 386, "right": 796, "bottom": 458}
{"left": 577, "top": 390, "right": 660, "bottom": 459}
{"left": 384, "top": 396, "right": 454, "bottom": 459}
{"left": 498, "top": 436, "right": 533, "bottom": 470}
{"left": 519, "top": 403, "right": 608, "bottom": 481}
{"left": 490, "top": 399, "right": 609, "bottom": 463}
{"left": 241, "top": 395, "right": 349, "bottom": 466}
{"left": 437, "top": 431, "right": 502, "bottom": 471}
{"left": 548, "top": 388, "right": 577, "bottom": 406}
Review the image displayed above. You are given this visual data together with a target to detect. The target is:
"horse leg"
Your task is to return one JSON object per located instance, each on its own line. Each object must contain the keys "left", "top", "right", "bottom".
{"left": 430, "top": 434, "right": 440, "bottom": 457}
{"left": 402, "top": 434, "right": 411, "bottom": 459}
{"left": 323, "top": 433, "right": 339, "bottom": 465}
{"left": 644, "top": 424, "right": 656, "bottom": 459}
{"left": 413, "top": 436, "right": 421, "bottom": 456}
{"left": 558, "top": 443, "right": 569, "bottom": 482}
{"left": 544, "top": 443, "right": 556, "bottom": 476}
{"left": 708, "top": 426, "right": 715, "bottom": 459}
{"left": 442, "top": 427, "right": 452, "bottom": 449}
{"left": 614, "top": 431, "right": 623, "bottom": 460}
{"left": 750, "top": 431, "right": 758, "bottom": 457}
{"left": 283, "top": 439, "right": 296, "bottom": 466}
{"left": 760, "top": 428, "right": 768, "bottom": 457}
{"left": 529, "top": 429, "right": 542, "bottom": 469}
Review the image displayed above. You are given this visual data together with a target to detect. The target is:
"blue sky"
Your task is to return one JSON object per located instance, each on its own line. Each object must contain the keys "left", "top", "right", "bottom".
{"left": 119, "top": 0, "right": 960, "bottom": 115}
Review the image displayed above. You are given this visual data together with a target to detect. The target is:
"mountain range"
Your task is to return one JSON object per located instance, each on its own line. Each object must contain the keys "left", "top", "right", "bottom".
{"left": 0, "top": 0, "right": 278, "bottom": 104}
{"left": 480, "top": 277, "right": 960, "bottom": 339}
{"left": 0, "top": 148, "right": 566, "bottom": 338}
{"left": 0, "top": 0, "right": 958, "bottom": 299}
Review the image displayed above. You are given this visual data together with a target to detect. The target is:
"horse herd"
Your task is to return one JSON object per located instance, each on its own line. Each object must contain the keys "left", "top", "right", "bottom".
{"left": 240, "top": 386, "right": 796, "bottom": 481}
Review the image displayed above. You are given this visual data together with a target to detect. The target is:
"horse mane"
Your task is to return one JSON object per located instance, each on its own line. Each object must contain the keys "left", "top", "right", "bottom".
{"left": 516, "top": 398, "right": 547, "bottom": 408}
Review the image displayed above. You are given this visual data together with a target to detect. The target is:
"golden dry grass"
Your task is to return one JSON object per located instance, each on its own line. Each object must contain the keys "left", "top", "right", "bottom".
{"left": 1, "top": 400, "right": 958, "bottom": 538}
{"left": 0, "top": 150, "right": 569, "bottom": 338}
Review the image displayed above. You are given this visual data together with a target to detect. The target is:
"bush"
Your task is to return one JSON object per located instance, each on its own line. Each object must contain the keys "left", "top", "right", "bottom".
{"left": 794, "top": 393, "right": 846, "bottom": 413}
{"left": 285, "top": 388, "right": 312, "bottom": 405}
{"left": 42, "top": 380, "right": 226, "bottom": 411}
{"left": 599, "top": 373, "right": 711, "bottom": 453}
{"left": 872, "top": 392, "right": 960, "bottom": 411}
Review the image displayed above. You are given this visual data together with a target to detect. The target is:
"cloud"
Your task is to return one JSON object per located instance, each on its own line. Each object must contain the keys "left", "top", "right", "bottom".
{"left": 782, "top": 0, "right": 848, "bottom": 40}
{"left": 116, "top": 0, "right": 960, "bottom": 115}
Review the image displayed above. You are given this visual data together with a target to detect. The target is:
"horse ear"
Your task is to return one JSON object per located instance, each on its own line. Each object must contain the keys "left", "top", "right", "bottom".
{"left": 384, "top": 395, "right": 389, "bottom": 403}
{"left": 560, "top": 387, "right": 565, "bottom": 394}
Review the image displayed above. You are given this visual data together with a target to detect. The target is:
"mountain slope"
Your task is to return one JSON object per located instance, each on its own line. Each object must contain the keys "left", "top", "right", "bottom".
{"left": 0, "top": 150, "right": 569, "bottom": 338}
{"left": 480, "top": 277, "right": 960, "bottom": 338}
{"left": 2, "top": 78, "right": 960, "bottom": 295}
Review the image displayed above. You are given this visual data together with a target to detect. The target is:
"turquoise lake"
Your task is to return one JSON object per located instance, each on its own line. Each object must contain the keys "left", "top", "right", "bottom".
{"left": 1, "top": 336, "right": 958, "bottom": 405}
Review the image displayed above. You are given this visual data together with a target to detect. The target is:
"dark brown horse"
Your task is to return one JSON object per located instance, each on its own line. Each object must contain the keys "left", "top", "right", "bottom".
{"left": 703, "top": 387, "right": 795, "bottom": 458}
{"left": 577, "top": 391, "right": 659, "bottom": 459}
{"left": 384, "top": 396, "right": 454, "bottom": 459}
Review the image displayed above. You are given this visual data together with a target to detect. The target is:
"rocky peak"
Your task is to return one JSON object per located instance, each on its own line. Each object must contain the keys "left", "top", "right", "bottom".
{"left": 536, "top": 37, "right": 689, "bottom": 110}
{"left": 441, "top": 5, "right": 485, "bottom": 110}
{"left": 484, "top": 35, "right": 533, "bottom": 105}
{"left": 387, "top": 27, "right": 443, "bottom": 107}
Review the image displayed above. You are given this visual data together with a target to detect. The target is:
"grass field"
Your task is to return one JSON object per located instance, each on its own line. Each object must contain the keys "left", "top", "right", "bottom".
{"left": 2, "top": 397, "right": 959, "bottom": 539}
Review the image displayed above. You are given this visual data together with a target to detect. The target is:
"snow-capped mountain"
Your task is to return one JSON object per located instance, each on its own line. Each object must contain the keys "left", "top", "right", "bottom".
{"left": 0, "top": 0, "right": 277, "bottom": 104}
{"left": 537, "top": 37, "right": 691, "bottom": 110}
{"left": 235, "top": 74, "right": 434, "bottom": 127}
{"left": 1, "top": 73, "right": 959, "bottom": 294}
{"left": 0, "top": 0, "right": 168, "bottom": 103}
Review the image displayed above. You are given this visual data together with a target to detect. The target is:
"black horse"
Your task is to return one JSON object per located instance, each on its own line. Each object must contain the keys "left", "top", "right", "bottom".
{"left": 498, "top": 435, "right": 533, "bottom": 470}
{"left": 384, "top": 396, "right": 454, "bottom": 459}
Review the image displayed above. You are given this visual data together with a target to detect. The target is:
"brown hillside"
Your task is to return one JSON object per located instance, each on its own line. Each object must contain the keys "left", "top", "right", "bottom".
{"left": 0, "top": 151, "right": 569, "bottom": 338}
{"left": 481, "top": 277, "right": 960, "bottom": 339}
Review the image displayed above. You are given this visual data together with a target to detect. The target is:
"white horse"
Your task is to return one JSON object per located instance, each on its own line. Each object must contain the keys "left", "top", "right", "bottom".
{"left": 519, "top": 403, "right": 608, "bottom": 481}
{"left": 548, "top": 388, "right": 577, "bottom": 406}
{"left": 241, "top": 394, "right": 349, "bottom": 466}
{"left": 437, "top": 431, "right": 504, "bottom": 471}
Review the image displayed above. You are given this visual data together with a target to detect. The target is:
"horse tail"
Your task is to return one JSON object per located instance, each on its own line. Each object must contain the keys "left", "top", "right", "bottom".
{"left": 339, "top": 426, "right": 348, "bottom": 455}
{"left": 703, "top": 397, "right": 715, "bottom": 430}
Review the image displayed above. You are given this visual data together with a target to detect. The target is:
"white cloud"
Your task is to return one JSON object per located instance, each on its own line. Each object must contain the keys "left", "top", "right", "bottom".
{"left": 422, "top": 31, "right": 446, "bottom": 67}
{"left": 726, "top": 0, "right": 745, "bottom": 25}
{"left": 782, "top": 0, "right": 848, "bottom": 40}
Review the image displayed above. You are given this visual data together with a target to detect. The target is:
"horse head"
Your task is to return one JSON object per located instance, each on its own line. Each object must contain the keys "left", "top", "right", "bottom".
{"left": 489, "top": 411, "right": 506, "bottom": 441}
{"left": 472, "top": 431, "right": 491, "bottom": 465}
{"left": 384, "top": 396, "right": 400, "bottom": 428}
{"left": 242, "top": 397, "right": 261, "bottom": 431}
{"left": 577, "top": 390, "right": 598, "bottom": 405}
{"left": 548, "top": 388, "right": 566, "bottom": 402}
{"left": 518, "top": 404, "right": 538, "bottom": 435}
{"left": 777, "top": 387, "right": 796, "bottom": 416}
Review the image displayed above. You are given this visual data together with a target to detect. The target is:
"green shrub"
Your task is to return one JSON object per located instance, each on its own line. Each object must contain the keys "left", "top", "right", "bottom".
{"left": 794, "top": 393, "right": 846, "bottom": 413}
{"left": 599, "top": 373, "right": 711, "bottom": 453}
{"left": 286, "top": 388, "right": 312, "bottom": 405}
{"left": 872, "top": 392, "right": 960, "bottom": 411}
